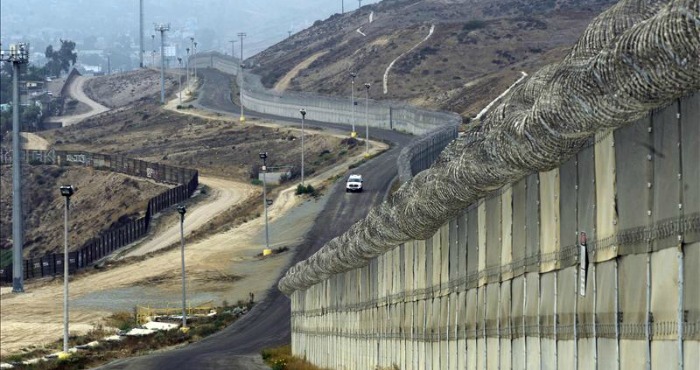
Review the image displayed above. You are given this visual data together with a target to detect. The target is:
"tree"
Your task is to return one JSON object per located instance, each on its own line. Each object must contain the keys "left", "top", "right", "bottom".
{"left": 45, "top": 39, "right": 78, "bottom": 77}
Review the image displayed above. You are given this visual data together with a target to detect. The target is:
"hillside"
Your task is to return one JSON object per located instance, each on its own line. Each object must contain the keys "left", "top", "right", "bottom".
{"left": 250, "top": 0, "right": 616, "bottom": 118}
{"left": 0, "top": 166, "right": 167, "bottom": 259}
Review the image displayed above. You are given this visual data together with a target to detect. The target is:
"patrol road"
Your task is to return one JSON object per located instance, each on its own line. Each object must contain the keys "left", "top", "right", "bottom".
{"left": 97, "top": 68, "right": 414, "bottom": 370}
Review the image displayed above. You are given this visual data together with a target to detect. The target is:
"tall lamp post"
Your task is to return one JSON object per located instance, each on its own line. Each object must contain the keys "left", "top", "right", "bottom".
{"left": 59, "top": 185, "right": 75, "bottom": 353}
{"left": 259, "top": 152, "right": 270, "bottom": 251}
{"left": 155, "top": 23, "right": 170, "bottom": 104}
{"left": 1, "top": 42, "right": 29, "bottom": 293}
{"left": 193, "top": 41, "right": 198, "bottom": 88}
{"left": 299, "top": 109, "right": 306, "bottom": 186}
{"left": 185, "top": 47, "right": 190, "bottom": 93}
{"left": 229, "top": 39, "right": 237, "bottom": 57}
{"left": 364, "top": 82, "right": 371, "bottom": 157}
{"left": 177, "top": 57, "right": 183, "bottom": 104}
{"left": 177, "top": 205, "right": 188, "bottom": 329}
{"left": 238, "top": 32, "right": 247, "bottom": 122}
{"left": 350, "top": 72, "right": 357, "bottom": 138}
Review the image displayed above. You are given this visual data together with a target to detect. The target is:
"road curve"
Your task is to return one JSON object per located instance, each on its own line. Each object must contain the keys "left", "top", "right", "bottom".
{"left": 122, "top": 176, "right": 257, "bottom": 258}
{"left": 97, "top": 68, "right": 414, "bottom": 370}
{"left": 47, "top": 76, "right": 109, "bottom": 126}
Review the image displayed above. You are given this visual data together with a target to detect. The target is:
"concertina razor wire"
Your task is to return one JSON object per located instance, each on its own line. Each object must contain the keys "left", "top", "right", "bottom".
{"left": 279, "top": 0, "right": 700, "bottom": 295}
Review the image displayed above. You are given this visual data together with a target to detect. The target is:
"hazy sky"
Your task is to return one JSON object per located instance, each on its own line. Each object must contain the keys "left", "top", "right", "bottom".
{"left": 1, "top": 0, "right": 381, "bottom": 56}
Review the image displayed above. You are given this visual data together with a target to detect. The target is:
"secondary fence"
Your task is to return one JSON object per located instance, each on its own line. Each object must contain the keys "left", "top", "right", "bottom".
{"left": 0, "top": 149, "right": 199, "bottom": 283}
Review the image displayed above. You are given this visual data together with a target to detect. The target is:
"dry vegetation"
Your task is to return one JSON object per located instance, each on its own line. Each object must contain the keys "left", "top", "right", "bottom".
{"left": 0, "top": 165, "right": 168, "bottom": 259}
{"left": 83, "top": 69, "right": 177, "bottom": 108}
{"left": 41, "top": 100, "right": 364, "bottom": 182}
{"left": 250, "top": 0, "right": 616, "bottom": 118}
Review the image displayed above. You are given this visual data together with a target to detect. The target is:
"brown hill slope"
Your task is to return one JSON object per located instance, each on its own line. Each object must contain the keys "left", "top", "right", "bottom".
{"left": 250, "top": 0, "right": 616, "bottom": 118}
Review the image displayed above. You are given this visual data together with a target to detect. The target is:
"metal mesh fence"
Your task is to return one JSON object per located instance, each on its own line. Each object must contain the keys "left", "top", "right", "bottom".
{"left": 1, "top": 150, "right": 198, "bottom": 283}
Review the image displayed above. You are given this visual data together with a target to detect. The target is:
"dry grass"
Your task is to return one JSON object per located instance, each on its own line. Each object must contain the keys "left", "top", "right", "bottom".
{"left": 261, "top": 345, "right": 329, "bottom": 370}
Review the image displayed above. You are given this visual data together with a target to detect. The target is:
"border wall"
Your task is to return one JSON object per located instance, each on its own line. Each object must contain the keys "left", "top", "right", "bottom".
{"left": 0, "top": 150, "right": 199, "bottom": 283}
{"left": 191, "top": 52, "right": 460, "bottom": 181}
{"left": 289, "top": 93, "right": 700, "bottom": 369}
{"left": 191, "top": 52, "right": 462, "bottom": 135}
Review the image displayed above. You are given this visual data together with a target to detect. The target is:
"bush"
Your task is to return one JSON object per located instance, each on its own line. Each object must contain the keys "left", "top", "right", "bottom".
{"left": 295, "top": 184, "right": 316, "bottom": 195}
{"left": 251, "top": 179, "right": 263, "bottom": 186}
{"left": 462, "top": 19, "right": 487, "bottom": 32}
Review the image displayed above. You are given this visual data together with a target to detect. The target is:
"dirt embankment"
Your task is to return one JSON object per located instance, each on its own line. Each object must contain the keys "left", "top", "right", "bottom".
{"left": 83, "top": 69, "right": 177, "bottom": 108}
{"left": 0, "top": 165, "right": 169, "bottom": 257}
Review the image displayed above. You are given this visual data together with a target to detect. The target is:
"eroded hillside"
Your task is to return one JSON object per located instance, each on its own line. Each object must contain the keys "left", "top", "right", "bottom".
{"left": 250, "top": 0, "right": 616, "bottom": 117}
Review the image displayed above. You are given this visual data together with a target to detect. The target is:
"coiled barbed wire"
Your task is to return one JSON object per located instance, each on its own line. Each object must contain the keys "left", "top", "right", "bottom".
{"left": 279, "top": 0, "right": 700, "bottom": 295}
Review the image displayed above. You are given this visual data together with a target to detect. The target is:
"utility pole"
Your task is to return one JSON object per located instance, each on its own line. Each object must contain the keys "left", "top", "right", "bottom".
{"left": 193, "top": 41, "right": 198, "bottom": 88}
{"left": 237, "top": 32, "right": 247, "bottom": 122}
{"left": 364, "top": 82, "right": 371, "bottom": 157}
{"left": 229, "top": 39, "right": 236, "bottom": 57}
{"left": 139, "top": 0, "right": 144, "bottom": 68}
{"left": 151, "top": 34, "right": 155, "bottom": 67}
{"left": 185, "top": 47, "right": 190, "bottom": 93}
{"left": 350, "top": 72, "right": 357, "bottom": 137}
{"left": 342, "top": 0, "right": 344, "bottom": 13}
{"left": 177, "top": 206, "right": 188, "bottom": 329}
{"left": 259, "top": 152, "right": 270, "bottom": 251}
{"left": 288, "top": 30, "right": 292, "bottom": 38}
{"left": 59, "top": 185, "right": 75, "bottom": 353}
{"left": 177, "top": 57, "right": 183, "bottom": 104}
{"left": 300, "top": 109, "right": 306, "bottom": 186}
{"left": 1, "top": 43, "right": 29, "bottom": 293}
{"left": 155, "top": 23, "right": 170, "bottom": 104}
{"left": 358, "top": 0, "right": 363, "bottom": 9}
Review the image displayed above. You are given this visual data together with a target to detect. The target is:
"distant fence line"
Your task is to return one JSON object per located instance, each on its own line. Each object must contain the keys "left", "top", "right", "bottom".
{"left": 0, "top": 149, "right": 199, "bottom": 283}
{"left": 191, "top": 52, "right": 461, "bottom": 182}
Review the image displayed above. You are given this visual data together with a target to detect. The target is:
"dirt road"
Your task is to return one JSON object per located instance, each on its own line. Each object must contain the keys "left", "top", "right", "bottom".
{"left": 46, "top": 76, "right": 110, "bottom": 127}
{"left": 122, "top": 177, "right": 256, "bottom": 258}
{"left": 0, "top": 78, "right": 389, "bottom": 358}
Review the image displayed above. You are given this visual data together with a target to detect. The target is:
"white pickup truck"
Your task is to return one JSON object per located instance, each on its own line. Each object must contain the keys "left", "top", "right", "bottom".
{"left": 346, "top": 174, "right": 364, "bottom": 193}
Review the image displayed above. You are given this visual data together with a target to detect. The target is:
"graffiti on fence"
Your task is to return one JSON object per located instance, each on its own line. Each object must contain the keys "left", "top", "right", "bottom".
{"left": 1, "top": 147, "right": 11, "bottom": 164}
{"left": 66, "top": 153, "right": 89, "bottom": 165}
{"left": 147, "top": 167, "right": 157, "bottom": 179}
{"left": 29, "top": 149, "right": 56, "bottom": 164}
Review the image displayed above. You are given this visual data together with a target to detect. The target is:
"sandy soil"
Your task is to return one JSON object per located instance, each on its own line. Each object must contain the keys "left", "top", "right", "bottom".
{"left": 0, "top": 81, "right": 389, "bottom": 358}
{"left": 20, "top": 133, "right": 50, "bottom": 151}
{"left": 273, "top": 51, "right": 327, "bottom": 92}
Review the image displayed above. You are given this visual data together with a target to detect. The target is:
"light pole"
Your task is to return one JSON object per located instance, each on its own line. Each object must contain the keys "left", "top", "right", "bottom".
{"left": 59, "top": 185, "right": 75, "bottom": 353}
{"left": 151, "top": 35, "right": 155, "bottom": 66}
{"left": 177, "top": 57, "right": 182, "bottom": 104}
{"left": 1, "top": 42, "right": 29, "bottom": 293}
{"left": 259, "top": 152, "right": 270, "bottom": 251}
{"left": 299, "top": 109, "right": 306, "bottom": 186}
{"left": 229, "top": 40, "right": 236, "bottom": 57}
{"left": 177, "top": 205, "right": 188, "bottom": 329}
{"left": 155, "top": 23, "right": 170, "bottom": 104}
{"left": 185, "top": 47, "right": 190, "bottom": 94}
{"left": 193, "top": 41, "right": 198, "bottom": 89}
{"left": 350, "top": 72, "right": 357, "bottom": 138}
{"left": 364, "top": 82, "right": 371, "bottom": 157}
{"left": 238, "top": 32, "right": 247, "bottom": 122}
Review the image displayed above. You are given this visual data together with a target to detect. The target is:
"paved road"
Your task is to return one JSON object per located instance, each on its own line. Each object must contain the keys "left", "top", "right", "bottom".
{"left": 97, "top": 68, "right": 413, "bottom": 370}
